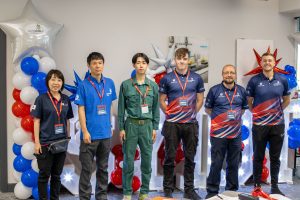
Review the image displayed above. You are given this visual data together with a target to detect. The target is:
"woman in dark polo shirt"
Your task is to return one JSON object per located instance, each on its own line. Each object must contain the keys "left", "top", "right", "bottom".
{"left": 31, "top": 69, "right": 73, "bottom": 200}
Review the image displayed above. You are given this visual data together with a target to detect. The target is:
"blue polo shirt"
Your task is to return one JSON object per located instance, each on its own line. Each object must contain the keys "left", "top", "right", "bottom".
{"left": 246, "top": 73, "right": 290, "bottom": 126}
{"left": 205, "top": 83, "right": 248, "bottom": 138}
{"left": 31, "top": 93, "right": 74, "bottom": 144}
{"left": 159, "top": 70, "right": 205, "bottom": 123}
{"left": 75, "top": 75, "right": 117, "bottom": 140}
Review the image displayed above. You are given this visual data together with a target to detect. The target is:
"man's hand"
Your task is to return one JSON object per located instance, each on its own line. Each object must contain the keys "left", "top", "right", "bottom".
{"left": 35, "top": 142, "right": 42, "bottom": 154}
{"left": 120, "top": 130, "right": 126, "bottom": 144}
{"left": 152, "top": 130, "right": 157, "bottom": 143}
{"left": 83, "top": 131, "right": 91, "bottom": 144}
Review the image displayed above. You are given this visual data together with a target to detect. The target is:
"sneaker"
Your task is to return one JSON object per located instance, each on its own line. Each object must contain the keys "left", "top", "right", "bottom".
{"left": 122, "top": 195, "right": 132, "bottom": 200}
{"left": 164, "top": 190, "right": 173, "bottom": 198}
{"left": 183, "top": 190, "right": 202, "bottom": 200}
{"left": 138, "top": 194, "right": 149, "bottom": 200}
{"left": 270, "top": 186, "right": 285, "bottom": 196}
{"left": 205, "top": 193, "right": 217, "bottom": 199}
{"left": 251, "top": 187, "right": 277, "bottom": 200}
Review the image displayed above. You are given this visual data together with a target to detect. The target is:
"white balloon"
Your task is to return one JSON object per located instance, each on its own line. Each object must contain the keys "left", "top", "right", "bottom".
{"left": 12, "top": 128, "right": 32, "bottom": 145}
{"left": 31, "top": 158, "right": 39, "bottom": 173}
{"left": 21, "top": 141, "right": 35, "bottom": 160}
{"left": 14, "top": 63, "right": 22, "bottom": 73}
{"left": 0, "top": 1, "right": 63, "bottom": 63}
{"left": 39, "top": 56, "right": 56, "bottom": 73}
{"left": 20, "top": 86, "right": 39, "bottom": 105}
{"left": 14, "top": 117, "right": 21, "bottom": 128}
{"left": 12, "top": 72, "right": 31, "bottom": 90}
{"left": 14, "top": 182, "right": 32, "bottom": 199}
{"left": 13, "top": 169, "right": 22, "bottom": 182}
{"left": 32, "top": 54, "right": 40, "bottom": 62}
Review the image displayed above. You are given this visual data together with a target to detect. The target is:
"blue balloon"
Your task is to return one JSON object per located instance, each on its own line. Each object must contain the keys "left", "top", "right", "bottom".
{"left": 266, "top": 142, "right": 270, "bottom": 150}
{"left": 21, "top": 57, "right": 39, "bottom": 75}
{"left": 12, "top": 143, "right": 22, "bottom": 155}
{"left": 289, "top": 119, "right": 300, "bottom": 127}
{"left": 21, "top": 169, "right": 38, "bottom": 187}
{"left": 287, "top": 125, "right": 300, "bottom": 140}
{"left": 32, "top": 185, "right": 50, "bottom": 200}
{"left": 38, "top": 89, "right": 47, "bottom": 95}
{"left": 131, "top": 70, "right": 136, "bottom": 78}
{"left": 288, "top": 137, "right": 300, "bottom": 149}
{"left": 284, "top": 65, "right": 296, "bottom": 75}
{"left": 241, "top": 125, "right": 250, "bottom": 141}
{"left": 31, "top": 72, "right": 47, "bottom": 91}
{"left": 13, "top": 155, "right": 32, "bottom": 172}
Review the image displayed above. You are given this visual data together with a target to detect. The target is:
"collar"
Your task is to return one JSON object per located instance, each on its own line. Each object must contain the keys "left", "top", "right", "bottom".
{"left": 174, "top": 69, "right": 189, "bottom": 77}
{"left": 221, "top": 81, "right": 236, "bottom": 91}
{"left": 259, "top": 72, "right": 279, "bottom": 81}
{"left": 88, "top": 74, "right": 104, "bottom": 84}
{"left": 132, "top": 76, "right": 150, "bottom": 86}
{"left": 48, "top": 91, "right": 62, "bottom": 103}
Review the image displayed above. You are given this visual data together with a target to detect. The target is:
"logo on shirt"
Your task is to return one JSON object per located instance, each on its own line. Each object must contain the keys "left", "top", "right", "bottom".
{"left": 75, "top": 94, "right": 80, "bottom": 101}
{"left": 171, "top": 79, "right": 177, "bottom": 84}
{"left": 106, "top": 88, "right": 112, "bottom": 96}
{"left": 31, "top": 105, "right": 36, "bottom": 110}
{"left": 218, "top": 93, "right": 225, "bottom": 98}
{"left": 258, "top": 82, "right": 265, "bottom": 87}
{"left": 273, "top": 81, "right": 281, "bottom": 87}
{"left": 188, "top": 77, "right": 195, "bottom": 83}
{"left": 234, "top": 92, "right": 241, "bottom": 98}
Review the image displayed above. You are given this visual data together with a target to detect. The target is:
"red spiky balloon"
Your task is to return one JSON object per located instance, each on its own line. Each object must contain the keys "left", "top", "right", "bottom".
{"left": 244, "top": 47, "right": 289, "bottom": 76}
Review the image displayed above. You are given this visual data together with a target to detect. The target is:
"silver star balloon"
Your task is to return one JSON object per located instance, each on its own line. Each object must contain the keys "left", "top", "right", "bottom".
{"left": 0, "top": 0, "right": 63, "bottom": 63}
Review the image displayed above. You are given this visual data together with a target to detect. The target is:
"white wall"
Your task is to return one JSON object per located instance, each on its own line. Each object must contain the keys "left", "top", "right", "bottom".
{"left": 279, "top": 0, "right": 300, "bottom": 15}
{"left": 0, "top": 0, "right": 295, "bottom": 183}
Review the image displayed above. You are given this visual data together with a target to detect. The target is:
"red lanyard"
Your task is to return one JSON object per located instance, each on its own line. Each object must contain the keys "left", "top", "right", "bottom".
{"left": 131, "top": 79, "right": 149, "bottom": 104}
{"left": 174, "top": 70, "right": 190, "bottom": 96}
{"left": 47, "top": 92, "right": 62, "bottom": 122}
{"left": 224, "top": 86, "right": 237, "bottom": 110}
{"left": 88, "top": 77, "right": 105, "bottom": 103}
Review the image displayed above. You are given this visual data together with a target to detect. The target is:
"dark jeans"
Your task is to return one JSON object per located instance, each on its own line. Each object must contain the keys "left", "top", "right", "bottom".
{"left": 206, "top": 136, "right": 241, "bottom": 195}
{"left": 79, "top": 139, "right": 111, "bottom": 200}
{"left": 36, "top": 146, "right": 66, "bottom": 200}
{"left": 162, "top": 121, "right": 199, "bottom": 193}
{"left": 252, "top": 124, "right": 285, "bottom": 186}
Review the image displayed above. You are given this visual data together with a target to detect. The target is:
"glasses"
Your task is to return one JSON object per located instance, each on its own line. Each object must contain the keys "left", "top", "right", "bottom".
{"left": 223, "top": 71, "right": 236, "bottom": 75}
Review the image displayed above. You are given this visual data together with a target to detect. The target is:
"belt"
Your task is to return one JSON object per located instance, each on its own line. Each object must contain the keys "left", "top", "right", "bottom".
{"left": 127, "top": 118, "right": 151, "bottom": 125}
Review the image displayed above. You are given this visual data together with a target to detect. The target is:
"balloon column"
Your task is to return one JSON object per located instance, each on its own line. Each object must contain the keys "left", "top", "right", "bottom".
{"left": 0, "top": 1, "right": 63, "bottom": 199}
{"left": 288, "top": 119, "right": 300, "bottom": 149}
{"left": 282, "top": 65, "right": 298, "bottom": 91}
{"left": 110, "top": 144, "right": 141, "bottom": 192}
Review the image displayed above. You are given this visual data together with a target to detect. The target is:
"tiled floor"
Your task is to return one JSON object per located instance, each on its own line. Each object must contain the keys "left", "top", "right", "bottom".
{"left": 1, "top": 177, "right": 300, "bottom": 200}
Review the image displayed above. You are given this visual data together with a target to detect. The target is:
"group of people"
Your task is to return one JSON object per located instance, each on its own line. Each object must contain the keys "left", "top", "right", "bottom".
{"left": 30, "top": 47, "right": 290, "bottom": 200}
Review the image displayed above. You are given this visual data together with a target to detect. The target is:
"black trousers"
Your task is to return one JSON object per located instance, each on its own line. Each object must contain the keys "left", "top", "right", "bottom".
{"left": 162, "top": 121, "right": 199, "bottom": 193}
{"left": 252, "top": 124, "right": 285, "bottom": 186}
{"left": 206, "top": 136, "right": 241, "bottom": 195}
{"left": 79, "top": 139, "right": 111, "bottom": 200}
{"left": 36, "top": 146, "right": 66, "bottom": 200}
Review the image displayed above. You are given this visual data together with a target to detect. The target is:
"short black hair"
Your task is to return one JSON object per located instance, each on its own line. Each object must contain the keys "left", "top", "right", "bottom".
{"left": 132, "top": 53, "right": 149, "bottom": 64}
{"left": 87, "top": 52, "right": 105, "bottom": 65}
{"left": 46, "top": 69, "right": 65, "bottom": 92}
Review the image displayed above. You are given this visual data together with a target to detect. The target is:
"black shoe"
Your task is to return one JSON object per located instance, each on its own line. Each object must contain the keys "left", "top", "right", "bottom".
{"left": 163, "top": 190, "right": 173, "bottom": 198}
{"left": 270, "top": 186, "right": 285, "bottom": 196}
{"left": 205, "top": 193, "right": 217, "bottom": 199}
{"left": 183, "top": 190, "right": 202, "bottom": 200}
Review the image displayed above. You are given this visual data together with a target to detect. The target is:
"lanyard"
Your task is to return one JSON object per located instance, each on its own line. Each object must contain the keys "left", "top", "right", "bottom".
{"left": 88, "top": 77, "right": 105, "bottom": 103}
{"left": 224, "top": 86, "right": 237, "bottom": 110}
{"left": 131, "top": 79, "right": 149, "bottom": 104}
{"left": 47, "top": 92, "right": 62, "bottom": 122}
{"left": 174, "top": 70, "right": 190, "bottom": 96}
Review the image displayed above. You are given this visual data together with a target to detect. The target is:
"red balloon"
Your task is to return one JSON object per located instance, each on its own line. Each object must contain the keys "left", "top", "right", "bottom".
{"left": 134, "top": 149, "right": 140, "bottom": 160}
{"left": 261, "top": 166, "right": 269, "bottom": 182}
{"left": 110, "top": 168, "right": 122, "bottom": 186}
{"left": 153, "top": 71, "right": 166, "bottom": 85}
{"left": 115, "top": 156, "right": 123, "bottom": 169}
{"left": 132, "top": 176, "right": 141, "bottom": 192}
{"left": 175, "top": 143, "right": 184, "bottom": 164}
{"left": 12, "top": 88, "right": 21, "bottom": 101}
{"left": 158, "top": 142, "right": 165, "bottom": 160}
{"left": 112, "top": 144, "right": 123, "bottom": 158}
{"left": 21, "top": 115, "right": 34, "bottom": 133}
{"left": 263, "top": 157, "right": 267, "bottom": 166}
{"left": 241, "top": 142, "right": 245, "bottom": 151}
{"left": 12, "top": 101, "right": 31, "bottom": 118}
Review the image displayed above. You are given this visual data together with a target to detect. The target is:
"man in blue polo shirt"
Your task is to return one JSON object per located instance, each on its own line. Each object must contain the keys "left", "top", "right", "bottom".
{"left": 159, "top": 48, "right": 205, "bottom": 200}
{"left": 75, "top": 52, "right": 117, "bottom": 200}
{"left": 247, "top": 52, "right": 290, "bottom": 197}
{"left": 204, "top": 64, "right": 248, "bottom": 199}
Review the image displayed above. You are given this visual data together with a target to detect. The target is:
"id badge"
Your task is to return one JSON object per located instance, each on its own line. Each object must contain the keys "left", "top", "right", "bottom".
{"left": 227, "top": 110, "right": 236, "bottom": 120}
{"left": 97, "top": 105, "right": 107, "bottom": 115}
{"left": 141, "top": 104, "right": 149, "bottom": 114}
{"left": 54, "top": 124, "right": 64, "bottom": 134}
{"left": 179, "top": 98, "right": 188, "bottom": 107}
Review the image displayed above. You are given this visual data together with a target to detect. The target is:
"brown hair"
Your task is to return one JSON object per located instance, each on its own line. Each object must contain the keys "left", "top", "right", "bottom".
{"left": 175, "top": 48, "right": 189, "bottom": 58}
{"left": 261, "top": 52, "right": 275, "bottom": 60}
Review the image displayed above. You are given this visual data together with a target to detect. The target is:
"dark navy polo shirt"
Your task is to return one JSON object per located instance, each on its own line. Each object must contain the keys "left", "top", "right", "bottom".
{"left": 205, "top": 83, "right": 248, "bottom": 138}
{"left": 74, "top": 75, "right": 117, "bottom": 140}
{"left": 159, "top": 70, "right": 205, "bottom": 123}
{"left": 246, "top": 73, "right": 290, "bottom": 126}
{"left": 31, "top": 93, "right": 74, "bottom": 145}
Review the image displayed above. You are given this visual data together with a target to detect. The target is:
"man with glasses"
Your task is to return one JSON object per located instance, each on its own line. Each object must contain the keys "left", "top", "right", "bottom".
{"left": 205, "top": 64, "right": 248, "bottom": 199}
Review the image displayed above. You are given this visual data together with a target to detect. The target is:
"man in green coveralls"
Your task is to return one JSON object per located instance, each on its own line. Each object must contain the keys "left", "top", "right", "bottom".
{"left": 118, "top": 53, "right": 160, "bottom": 200}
